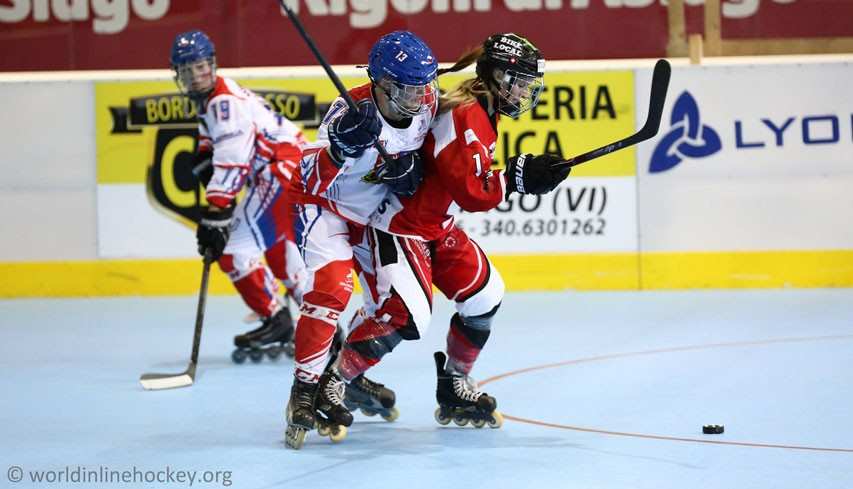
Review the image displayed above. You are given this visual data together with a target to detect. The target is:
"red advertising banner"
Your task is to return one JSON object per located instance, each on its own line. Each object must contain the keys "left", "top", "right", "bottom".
{"left": 1, "top": 1, "right": 851, "bottom": 72}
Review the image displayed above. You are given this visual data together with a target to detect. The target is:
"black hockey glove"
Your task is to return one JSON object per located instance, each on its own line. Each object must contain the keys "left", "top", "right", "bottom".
{"left": 505, "top": 153, "right": 571, "bottom": 195}
{"left": 196, "top": 205, "right": 234, "bottom": 260}
{"left": 191, "top": 151, "right": 213, "bottom": 186}
{"left": 328, "top": 100, "right": 382, "bottom": 161}
{"left": 380, "top": 150, "right": 424, "bottom": 197}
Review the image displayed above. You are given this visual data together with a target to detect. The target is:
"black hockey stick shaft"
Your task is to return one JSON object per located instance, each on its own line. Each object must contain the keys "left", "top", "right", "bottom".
{"left": 554, "top": 59, "right": 671, "bottom": 168}
{"left": 278, "top": 0, "right": 392, "bottom": 162}
{"left": 190, "top": 250, "right": 213, "bottom": 365}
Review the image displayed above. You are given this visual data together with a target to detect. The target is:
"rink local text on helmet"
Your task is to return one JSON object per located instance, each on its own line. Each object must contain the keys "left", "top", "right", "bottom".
{"left": 170, "top": 30, "right": 217, "bottom": 101}
{"left": 477, "top": 33, "right": 545, "bottom": 118}
{"left": 367, "top": 31, "right": 439, "bottom": 118}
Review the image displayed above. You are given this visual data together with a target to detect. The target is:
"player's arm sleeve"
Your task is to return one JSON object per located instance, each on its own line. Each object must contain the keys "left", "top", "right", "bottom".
{"left": 270, "top": 118, "right": 305, "bottom": 184}
{"left": 296, "top": 98, "right": 356, "bottom": 195}
{"left": 437, "top": 128, "right": 507, "bottom": 212}
{"left": 205, "top": 95, "right": 254, "bottom": 208}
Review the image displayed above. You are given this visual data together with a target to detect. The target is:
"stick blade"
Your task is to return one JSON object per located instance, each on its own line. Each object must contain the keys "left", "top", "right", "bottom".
{"left": 139, "top": 363, "right": 196, "bottom": 391}
{"left": 641, "top": 59, "right": 672, "bottom": 137}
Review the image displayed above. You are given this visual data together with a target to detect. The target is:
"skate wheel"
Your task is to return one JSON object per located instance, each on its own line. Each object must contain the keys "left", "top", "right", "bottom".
{"left": 266, "top": 348, "right": 282, "bottom": 361}
{"left": 472, "top": 418, "right": 486, "bottom": 429}
{"left": 434, "top": 407, "right": 451, "bottom": 426}
{"left": 285, "top": 426, "right": 307, "bottom": 450}
{"left": 381, "top": 407, "right": 399, "bottom": 422}
{"left": 249, "top": 350, "right": 264, "bottom": 363}
{"left": 231, "top": 349, "right": 248, "bottom": 364}
{"left": 329, "top": 425, "right": 347, "bottom": 443}
{"left": 317, "top": 424, "right": 330, "bottom": 437}
{"left": 453, "top": 415, "right": 468, "bottom": 427}
{"left": 488, "top": 411, "right": 504, "bottom": 429}
{"left": 360, "top": 408, "right": 377, "bottom": 417}
{"left": 283, "top": 342, "right": 295, "bottom": 358}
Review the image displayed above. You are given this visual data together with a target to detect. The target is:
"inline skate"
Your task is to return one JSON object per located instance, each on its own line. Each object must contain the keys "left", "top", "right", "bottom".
{"left": 285, "top": 378, "right": 317, "bottom": 450}
{"left": 232, "top": 307, "right": 294, "bottom": 364}
{"left": 284, "top": 371, "right": 353, "bottom": 449}
{"left": 344, "top": 374, "right": 399, "bottom": 422}
{"left": 433, "top": 351, "right": 503, "bottom": 428}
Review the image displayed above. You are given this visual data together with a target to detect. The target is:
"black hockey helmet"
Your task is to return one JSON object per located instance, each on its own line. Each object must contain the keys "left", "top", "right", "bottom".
{"left": 476, "top": 33, "right": 545, "bottom": 118}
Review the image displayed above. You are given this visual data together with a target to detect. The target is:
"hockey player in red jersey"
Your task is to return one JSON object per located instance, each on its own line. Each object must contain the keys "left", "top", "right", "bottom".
{"left": 332, "top": 33, "right": 570, "bottom": 428}
{"left": 170, "top": 30, "right": 307, "bottom": 364}
{"left": 284, "top": 31, "right": 438, "bottom": 449}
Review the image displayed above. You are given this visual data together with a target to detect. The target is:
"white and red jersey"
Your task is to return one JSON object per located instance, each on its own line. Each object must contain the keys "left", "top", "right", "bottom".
{"left": 369, "top": 98, "right": 508, "bottom": 241}
{"left": 292, "top": 83, "right": 435, "bottom": 225}
{"left": 198, "top": 76, "right": 304, "bottom": 208}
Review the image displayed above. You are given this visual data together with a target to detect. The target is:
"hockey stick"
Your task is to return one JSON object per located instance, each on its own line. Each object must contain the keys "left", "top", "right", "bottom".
{"left": 278, "top": 0, "right": 392, "bottom": 163}
{"left": 139, "top": 250, "right": 213, "bottom": 390}
{"left": 553, "top": 59, "right": 671, "bottom": 168}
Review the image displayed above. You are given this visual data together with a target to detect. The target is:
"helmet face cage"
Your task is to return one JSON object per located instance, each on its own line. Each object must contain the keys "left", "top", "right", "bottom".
{"left": 494, "top": 69, "right": 543, "bottom": 118}
{"left": 173, "top": 57, "right": 216, "bottom": 99}
{"left": 381, "top": 78, "right": 438, "bottom": 118}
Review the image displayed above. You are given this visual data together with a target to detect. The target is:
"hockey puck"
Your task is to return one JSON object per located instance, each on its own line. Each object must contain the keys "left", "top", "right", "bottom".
{"left": 702, "top": 424, "right": 724, "bottom": 434}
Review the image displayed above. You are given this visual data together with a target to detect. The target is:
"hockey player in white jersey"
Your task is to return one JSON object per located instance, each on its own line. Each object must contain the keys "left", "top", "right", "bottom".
{"left": 170, "top": 30, "right": 307, "bottom": 363}
{"left": 284, "top": 31, "right": 438, "bottom": 449}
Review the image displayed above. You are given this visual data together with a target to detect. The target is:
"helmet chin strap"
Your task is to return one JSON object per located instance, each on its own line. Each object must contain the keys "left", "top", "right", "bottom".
{"left": 483, "top": 75, "right": 509, "bottom": 118}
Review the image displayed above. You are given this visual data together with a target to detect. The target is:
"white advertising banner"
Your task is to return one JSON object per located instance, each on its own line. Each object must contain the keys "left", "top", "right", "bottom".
{"left": 636, "top": 63, "right": 853, "bottom": 252}
{"left": 456, "top": 177, "right": 637, "bottom": 253}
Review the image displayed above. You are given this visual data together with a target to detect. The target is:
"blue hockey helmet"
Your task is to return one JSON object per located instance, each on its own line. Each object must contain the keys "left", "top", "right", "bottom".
{"left": 367, "top": 31, "right": 438, "bottom": 118}
{"left": 170, "top": 30, "right": 217, "bottom": 99}
{"left": 368, "top": 31, "right": 437, "bottom": 86}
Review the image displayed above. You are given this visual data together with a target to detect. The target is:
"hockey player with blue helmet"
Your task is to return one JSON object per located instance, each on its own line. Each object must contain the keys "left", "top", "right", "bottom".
{"left": 170, "top": 30, "right": 217, "bottom": 102}
{"left": 367, "top": 30, "right": 439, "bottom": 119}
{"left": 168, "top": 30, "right": 309, "bottom": 366}
{"left": 284, "top": 31, "right": 438, "bottom": 449}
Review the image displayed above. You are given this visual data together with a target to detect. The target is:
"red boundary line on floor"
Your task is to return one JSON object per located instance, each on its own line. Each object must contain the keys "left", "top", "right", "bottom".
{"left": 480, "top": 334, "right": 853, "bottom": 453}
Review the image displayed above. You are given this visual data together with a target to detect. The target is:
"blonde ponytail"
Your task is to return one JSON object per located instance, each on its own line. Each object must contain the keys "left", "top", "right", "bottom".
{"left": 436, "top": 45, "right": 491, "bottom": 114}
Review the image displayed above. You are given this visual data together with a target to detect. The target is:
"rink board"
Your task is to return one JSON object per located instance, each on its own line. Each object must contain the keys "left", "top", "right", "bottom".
{"left": 2, "top": 58, "right": 853, "bottom": 296}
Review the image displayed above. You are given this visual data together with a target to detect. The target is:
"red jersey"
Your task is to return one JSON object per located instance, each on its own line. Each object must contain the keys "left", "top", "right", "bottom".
{"left": 369, "top": 98, "right": 508, "bottom": 241}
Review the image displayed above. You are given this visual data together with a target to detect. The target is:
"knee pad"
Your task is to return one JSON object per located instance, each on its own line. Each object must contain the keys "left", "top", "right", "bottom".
{"left": 461, "top": 303, "right": 500, "bottom": 331}
{"left": 457, "top": 268, "right": 504, "bottom": 319}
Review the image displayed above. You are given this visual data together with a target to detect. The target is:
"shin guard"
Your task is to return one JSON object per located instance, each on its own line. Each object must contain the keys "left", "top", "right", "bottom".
{"left": 445, "top": 307, "right": 497, "bottom": 375}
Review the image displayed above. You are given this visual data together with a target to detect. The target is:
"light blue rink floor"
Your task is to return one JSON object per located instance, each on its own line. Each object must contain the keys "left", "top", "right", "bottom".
{"left": 1, "top": 289, "right": 852, "bottom": 489}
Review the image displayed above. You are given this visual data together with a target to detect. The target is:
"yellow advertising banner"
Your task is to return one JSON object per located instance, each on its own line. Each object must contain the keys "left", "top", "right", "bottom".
{"left": 94, "top": 68, "right": 635, "bottom": 184}
{"left": 89, "top": 69, "right": 637, "bottom": 291}
{"left": 437, "top": 70, "right": 636, "bottom": 176}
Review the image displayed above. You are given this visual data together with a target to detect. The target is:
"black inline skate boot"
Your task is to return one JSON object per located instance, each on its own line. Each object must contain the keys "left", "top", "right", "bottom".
{"left": 285, "top": 378, "right": 318, "bottom": 450}
{"left": 433, "top": 351, "right": 503, "bottom": 429}
{"left": 232, "top": 307, "right": 294, "bottom": 364}
{"left": 313, "top": 369, "right": 353, "bottom": 443}
{"left": 344, "top": 374, "right": 399, "bottom": 422}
